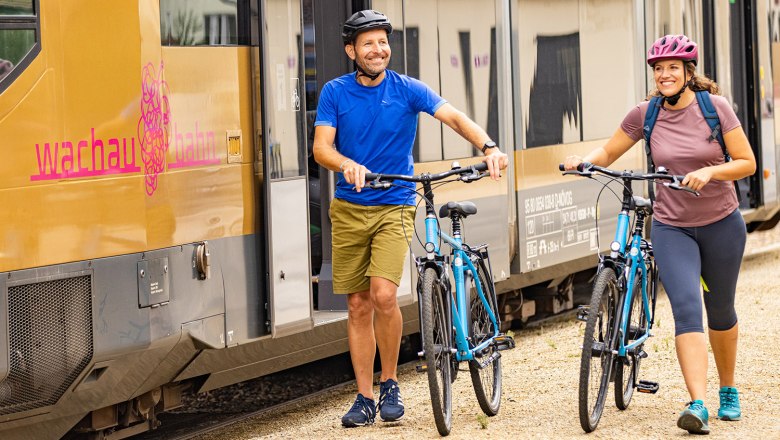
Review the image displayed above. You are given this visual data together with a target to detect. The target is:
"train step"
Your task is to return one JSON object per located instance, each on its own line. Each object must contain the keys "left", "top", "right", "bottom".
{"left": 637, "top": 380, "right": 659, "bottom": 394}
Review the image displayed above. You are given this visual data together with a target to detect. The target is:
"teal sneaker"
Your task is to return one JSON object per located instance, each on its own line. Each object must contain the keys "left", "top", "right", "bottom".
{"left": 677, "top": 400, "right": 710, "bottom": 435}
{"left": 718, "top": 386, "right": 741, "bottom": 421}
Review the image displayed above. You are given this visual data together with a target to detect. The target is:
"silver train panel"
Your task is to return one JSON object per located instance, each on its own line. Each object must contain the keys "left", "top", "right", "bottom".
{"left": 268, "top": 178, "right": 313, "bottom": 338}
{"left": 517, "top": 182, "right": 621, "bottom": 272}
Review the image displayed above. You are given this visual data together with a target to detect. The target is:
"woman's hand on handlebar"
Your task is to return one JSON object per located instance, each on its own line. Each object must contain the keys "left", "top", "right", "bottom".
{"left": 343, "top": 161, "right": 370, "bottom": 192}
{"left": 563, "top": 155, "right": 584, "bottom": 171}
{"left": 681, "top": 167, "right": 714, "bottom": 192}
{"left": 483, "top": 149, "right": 509, "bottom": 180}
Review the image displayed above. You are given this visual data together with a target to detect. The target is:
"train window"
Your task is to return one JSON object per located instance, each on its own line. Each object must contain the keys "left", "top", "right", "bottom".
{"left": 0, "top": 0, "right": 40, "bottom": 93}
{"left": 406, "top": 0, "right": 444, "bottom": 162}
{"left": 516, "top": 0, "right": 641, "bottom": 148}
{"left": 160, "top": 0, "right": 251, "bottom": 46}
{"left": 438, "top": 0, "right": 497, "bottom": 160}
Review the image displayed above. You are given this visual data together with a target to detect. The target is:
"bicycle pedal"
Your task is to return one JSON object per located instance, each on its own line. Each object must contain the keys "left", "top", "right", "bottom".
{"left": 637, "top": 349, "right": 649, "bottom": 359}
{"left": 576, "top": 305, "right": 589, "bottom": 322}
{"left": 416, "top": 364, "right": 427, "bottom": 373}
{"left": 477, "top": 351, "right": 501, "bottom": 369}
{"left": 636, "top": 380, "right": 659, "bottom": 394}
{"left": 493, "top": 334, "right": 516, "bottom": 351}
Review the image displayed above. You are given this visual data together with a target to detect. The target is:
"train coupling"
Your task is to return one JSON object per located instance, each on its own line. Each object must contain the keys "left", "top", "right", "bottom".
{"left": 637, "top": 380, "right": 660, "bottom": 394}
{"left": 576, "top": 305, "right": 589, "bottom": 322}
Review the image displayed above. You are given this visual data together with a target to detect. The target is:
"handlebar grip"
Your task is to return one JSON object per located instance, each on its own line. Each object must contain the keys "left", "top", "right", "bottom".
{"left": 473, "top": 162, "right": 488, "bottom": 172}
{"left": 365, "top": 172, "right": 378, "bottom": 180}
{"left": 559, "top": 162, "right": 592, "bottom": 172}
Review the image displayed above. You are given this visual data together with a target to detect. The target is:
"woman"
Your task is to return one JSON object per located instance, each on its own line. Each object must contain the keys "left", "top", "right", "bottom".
{"left": 563, "top": 35, "right": 756, "bottom": 435}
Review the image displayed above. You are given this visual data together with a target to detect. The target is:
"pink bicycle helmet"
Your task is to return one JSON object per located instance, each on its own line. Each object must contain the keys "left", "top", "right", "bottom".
{"left": 646, "top": 34, "right": 698, "bottom": 66}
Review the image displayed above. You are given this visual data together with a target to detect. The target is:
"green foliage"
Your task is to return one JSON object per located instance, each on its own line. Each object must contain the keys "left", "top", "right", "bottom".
{"left": 476, "top": 413, "right": 488, "bottom": 429}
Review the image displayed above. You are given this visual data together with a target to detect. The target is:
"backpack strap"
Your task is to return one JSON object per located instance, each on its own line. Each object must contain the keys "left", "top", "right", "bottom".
{"left": 643, "top": 96, "right": 663, "bottom": 200}
{"left": 695, "top": 90, "right": 730, "bottom": 161}
{"left": 695, "top": 90, "right": 741, "bottom": 201}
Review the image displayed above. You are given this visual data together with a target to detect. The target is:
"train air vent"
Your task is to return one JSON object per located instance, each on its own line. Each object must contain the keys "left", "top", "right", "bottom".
{"left": 0, "top": 274, "right": 93, "bottom": 416}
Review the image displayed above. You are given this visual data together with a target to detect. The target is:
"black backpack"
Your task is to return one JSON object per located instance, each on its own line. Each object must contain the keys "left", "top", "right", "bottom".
{"left": 642, "top": 90, "right": 740, "bottom": 201}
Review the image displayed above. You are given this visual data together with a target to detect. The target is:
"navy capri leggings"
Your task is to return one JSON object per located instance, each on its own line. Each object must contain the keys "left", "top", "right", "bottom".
{"left": 651, "top": 209, "right": 746, "bottom": 336}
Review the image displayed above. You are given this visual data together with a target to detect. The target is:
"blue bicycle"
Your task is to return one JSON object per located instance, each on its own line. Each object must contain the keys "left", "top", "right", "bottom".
{"left": 560, "top": 162, "right": 698, "bottom": 432}
{"left": 365, "top": 162, "right": 515, "bottom": 436}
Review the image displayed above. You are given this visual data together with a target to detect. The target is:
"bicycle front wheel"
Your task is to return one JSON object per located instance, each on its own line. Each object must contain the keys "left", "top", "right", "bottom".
{"left": 615, "top": 271, "right": 646, "bottom": 410}
{"left": 420, "top": 267, "right": 453, "bottom": 436}
{"left": 579, "top": 267, "right": 619, "bottom": 432}
{"left": 467, "top": 259, "right": 502, "bottom": 416}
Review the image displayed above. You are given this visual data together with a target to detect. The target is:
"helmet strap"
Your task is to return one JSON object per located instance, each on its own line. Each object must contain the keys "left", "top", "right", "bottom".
{"left": 663, "top": 67, "right": 692, "bottom": 106}
{"left": 353, "top": 60, "right": 382, "bottom": 82}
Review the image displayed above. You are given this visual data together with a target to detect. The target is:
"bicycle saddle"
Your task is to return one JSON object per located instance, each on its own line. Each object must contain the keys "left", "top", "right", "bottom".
{"left": 439, "top": 201, "right": 477, "bottom": 218}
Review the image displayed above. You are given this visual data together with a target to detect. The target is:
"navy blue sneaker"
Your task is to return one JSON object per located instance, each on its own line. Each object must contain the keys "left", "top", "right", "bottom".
{"left": 341, "top": 394, "right": 376, "bottom": 427}
{"left": 677, "top": 400, "right": 710, "bottom": 435}
{"left": 378, "top": 379, "right": 405, "bottom": 422}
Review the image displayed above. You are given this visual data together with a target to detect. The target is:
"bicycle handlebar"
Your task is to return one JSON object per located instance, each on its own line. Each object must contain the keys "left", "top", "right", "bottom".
{"left": 365, "top": 162, "right": 489, "bottom": 189}
{"left": 558, "top": 162, "right": 699, "bottom": 196}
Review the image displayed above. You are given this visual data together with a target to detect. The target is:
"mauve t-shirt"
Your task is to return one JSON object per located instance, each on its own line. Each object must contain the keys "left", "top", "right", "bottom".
{"left": 620, "top": 94, "right": 741, "bottom": 227}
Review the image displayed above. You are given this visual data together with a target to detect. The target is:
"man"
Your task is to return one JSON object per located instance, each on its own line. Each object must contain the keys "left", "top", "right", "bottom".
{"left": 313, "top": 9, "right": 508, "bottom": 427}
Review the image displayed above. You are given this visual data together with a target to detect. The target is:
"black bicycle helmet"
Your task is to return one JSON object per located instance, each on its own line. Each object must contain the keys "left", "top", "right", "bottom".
{"left": 342, "top": 10, "right": 392, "bottom": 45}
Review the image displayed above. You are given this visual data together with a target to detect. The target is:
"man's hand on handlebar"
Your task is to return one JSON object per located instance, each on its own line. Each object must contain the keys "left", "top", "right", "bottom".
{"left": 483, "top": 149, "right": 509, "bottom": 180}
{"left": 343, "top": 161, "right": 370, "bottom": 192}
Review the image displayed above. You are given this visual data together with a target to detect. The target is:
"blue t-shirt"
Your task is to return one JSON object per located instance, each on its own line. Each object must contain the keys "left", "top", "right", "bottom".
{"left": 314, "top": 70, "right": 446, "bottom": 205}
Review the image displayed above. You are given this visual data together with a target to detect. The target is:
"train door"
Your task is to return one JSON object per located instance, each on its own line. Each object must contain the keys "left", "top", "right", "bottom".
{"left": 257, "top": 0, "right": 313, "bottom": 337}
{"left": 301, "top": 1, "right": 355, "bottom": 312}
{"left": 303, "top": 1, "right": 414, "bottom": 312}
{"left": 705, "top": 0, "right": 779, "bottom": 215}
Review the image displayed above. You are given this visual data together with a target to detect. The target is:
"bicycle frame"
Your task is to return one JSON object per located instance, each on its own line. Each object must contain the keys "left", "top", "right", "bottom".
{"left": 603, "top": 179, "right": 655, "bottom": 359}
{"left": 420, "top": 182, "right": 500, "bottom": 363}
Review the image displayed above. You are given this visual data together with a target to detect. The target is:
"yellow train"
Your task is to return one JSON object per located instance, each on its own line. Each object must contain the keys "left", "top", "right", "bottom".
{"left": 0, "top": 1, "right": 778, "bottom": 438}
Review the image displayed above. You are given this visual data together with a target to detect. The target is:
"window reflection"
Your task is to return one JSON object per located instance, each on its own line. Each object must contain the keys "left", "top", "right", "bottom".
{"left": 264, "top": 0, "right": 304, "bottom": 178}
{"left": 517, "top": 0, "right": 640, "bottom": 148}
{"left": 438, "top": 0, "right": 496, "bottom": 159}
{"left": 0, "top": 29, "right": 34, "bottom": 67}
{"left": 406, "top": 0, "right": 443, "bottom": 162}
{"left": 0, "top": 0, "right": 33, "bottom": 15}
{"left": 160, "top": 0, "right": 245, "bottom": 46}
{"left": 0, "top": 0, "right": 38, "bottom": 89}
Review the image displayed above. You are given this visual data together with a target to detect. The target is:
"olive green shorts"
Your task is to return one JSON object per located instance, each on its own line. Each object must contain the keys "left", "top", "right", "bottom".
{"left": 329, "top": 198, "right": 415, "bottom": 294}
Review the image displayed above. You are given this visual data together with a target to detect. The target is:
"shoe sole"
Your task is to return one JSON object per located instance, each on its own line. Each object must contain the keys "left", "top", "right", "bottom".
{"left": 718, "top": 414, "right": 741, "bottom": 421}
{"left": 677, "top": 413, "right": 710, "bottom": 435}
{"left": 342, "top": 420, "right": 375, "bottom": 428}
{"left": 380, "top": 414, "right": 404, "bottom": 422}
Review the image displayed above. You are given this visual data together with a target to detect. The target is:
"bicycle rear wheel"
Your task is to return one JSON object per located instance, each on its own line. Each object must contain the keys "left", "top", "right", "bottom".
{"left": 579, "top": 267, "right": 619, "bottom": 432}
{"left": 615, "top": 271, "right": 646, "bottom": 410}
{"left": 420, "top": 267, "right": 453, "bottom": 436}
{"left": 467, "top": 258, "right": 502, "bottom": 416}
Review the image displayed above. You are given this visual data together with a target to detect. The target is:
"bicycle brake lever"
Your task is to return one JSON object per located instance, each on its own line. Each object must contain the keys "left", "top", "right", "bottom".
{"left": 665, "top": 182, "right": 700, "bottom": 196}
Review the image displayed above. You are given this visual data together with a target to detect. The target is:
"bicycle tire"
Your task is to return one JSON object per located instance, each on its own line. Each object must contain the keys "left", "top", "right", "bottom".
{"left": 615, "top": 271, "right": 645, "bottom": 410}
{"left": 421, "top": 267, "right": 453, "bottom": 436}
{"left": 467, "top": 258, "right": 502, "bottom": 416}
{"left": 578, "top": 267, "right": 619, "bottom": 432}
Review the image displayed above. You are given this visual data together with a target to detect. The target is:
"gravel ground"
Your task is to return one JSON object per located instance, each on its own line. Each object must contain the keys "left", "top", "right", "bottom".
{"left": 197, "top": 227, "right": 780, "bottom": 440}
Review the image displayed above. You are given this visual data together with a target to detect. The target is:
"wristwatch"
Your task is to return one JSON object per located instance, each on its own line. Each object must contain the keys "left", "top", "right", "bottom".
{"left": 481, "top": 141, "right": 498, "bottom": 154}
